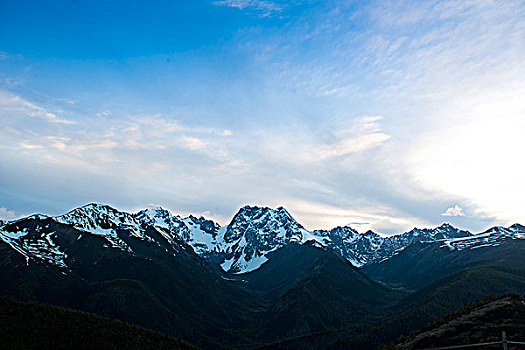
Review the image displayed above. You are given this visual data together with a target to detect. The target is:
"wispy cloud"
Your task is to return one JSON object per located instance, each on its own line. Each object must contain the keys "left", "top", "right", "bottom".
{"left": 246, "top": 115, "right": 391, "bottom": 167}
{"left": 18, "top": 135, "right": 118, "bottom": 153}
{"left": 0, "top": 91, "right": 75, "bottom": 124}
{"left": 0, "top": 207, "right": 15, "bottom": 220}
{"left": 96, "top": 110, "right": 112, "bottom": 118}
{"left": 314, "top": 116, "right": 390, "bottom": 160}
{"left": 179, "top": 135, "right": 208, "bottom": 150}
{"left": 213, "top": 0, "right": 284, "bottom": 17}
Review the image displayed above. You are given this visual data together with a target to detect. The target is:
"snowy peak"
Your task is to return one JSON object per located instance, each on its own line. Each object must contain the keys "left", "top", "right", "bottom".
{"left": 54, "top": 203, "right": 145, "bottom": 250}
{"left": 54, "top": 203, "right": 223, "bottom": 256}
{"left": 310, "top": 227, "right": 375, "bottom": 267}
{"left": 185, "top": 215, "right": 221, "bottom": 240}
{"left": 430, "top": 223, "right": 471, "bottom": 240}
{"left": 219, "top": 205, "right": 324, "bottom": 274}
{"left": 315, "top": 226, "right": 359, "bottom": 240}
{"left": 224, "top": 205, "right": 305, "bottom": 243}
{"left": 399, "top": 223, "right": 470, "bottom": 242}
{"left": 510, "top": 223, "right": 525, "bottom": 231}
{"left": 134, "top": 206, "right": 183, "bottom": 233}
{"left": 441, "top": 224, "right": 525, "bottom": 251}
{"left": 0, "top": 203, "right": 223, "bottom": 271}
{"left": 321, "top": 224, "right": 472, "bottom": 268}
{"left": 176, "top": 215, "right": 222, "bottom": 254}
{"left": 56, "top": 203, "right": 137, "bottom": 230}
{"left": 134, "top": 206, "right": 174, "bottom": 225}
{"left": 133, "top": 206, "right": 221, "bottom": 254}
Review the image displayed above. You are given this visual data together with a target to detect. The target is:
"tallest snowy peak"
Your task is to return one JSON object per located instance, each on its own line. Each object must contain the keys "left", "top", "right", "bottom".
{"left": 228, "top": 205, "right": 303, "bottom": 230}
{"left": 219, "top": 204, "right": 322, "bottom": 273}
{"left": 233, "top": 205, "right": 298, "bottom": 225}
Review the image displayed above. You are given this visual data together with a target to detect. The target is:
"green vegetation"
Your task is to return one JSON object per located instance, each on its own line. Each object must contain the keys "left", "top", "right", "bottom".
{"left": 259, "top": 265, "right": 525, "bottom": 350}
{"left": 240, "top": 243, "right": 406, "bottom": 342}
{"left": 380, "top": 293, "right": 525, "bottom": 349}
{"left": 0, "top": 296, "right": 199, "bottom": 350}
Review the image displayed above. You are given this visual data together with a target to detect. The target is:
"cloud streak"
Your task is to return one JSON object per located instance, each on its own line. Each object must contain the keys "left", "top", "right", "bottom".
{"left": 0, "top": 91, "right": 75, "bottom": 124}
{"left": 213, "top": 0, "right": 284, "bottom": 17}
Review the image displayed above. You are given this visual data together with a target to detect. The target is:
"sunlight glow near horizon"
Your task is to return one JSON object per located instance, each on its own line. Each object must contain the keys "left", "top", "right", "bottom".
{"left": 412, "top": 86, "right": 525, "bottom": 226}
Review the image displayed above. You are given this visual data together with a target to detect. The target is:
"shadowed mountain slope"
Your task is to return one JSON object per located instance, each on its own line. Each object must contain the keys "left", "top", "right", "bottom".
{"left": 236, "top": 243, "right": 406, "bottom": 341}
{"left": 259, "top": 264, "right": 525, "bottom": 350}
{"left": 362, "top": 233, "right": 525, "bottom": 290}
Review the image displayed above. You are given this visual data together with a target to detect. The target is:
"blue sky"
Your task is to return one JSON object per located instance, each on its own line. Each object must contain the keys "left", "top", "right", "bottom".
{"left": 1, "top": 0, "right": 524, "bottom": 234}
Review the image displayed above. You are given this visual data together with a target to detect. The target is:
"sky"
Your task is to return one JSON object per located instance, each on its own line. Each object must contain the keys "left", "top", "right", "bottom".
{"left": 1, "top": 0, "right": 524, "bottom": 234}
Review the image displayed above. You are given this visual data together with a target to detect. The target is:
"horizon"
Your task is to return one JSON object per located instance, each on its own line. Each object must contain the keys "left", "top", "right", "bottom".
{"left": 1, "top": 0, "right": 525, "bottom": 235}
{"left": 3, "top": 200, "right": 522, "bottom": 237}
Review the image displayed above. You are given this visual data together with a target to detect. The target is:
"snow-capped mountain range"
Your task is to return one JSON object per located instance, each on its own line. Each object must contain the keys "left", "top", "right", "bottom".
{"left": 1, "top": 203, "right": 524, "bottom": 274}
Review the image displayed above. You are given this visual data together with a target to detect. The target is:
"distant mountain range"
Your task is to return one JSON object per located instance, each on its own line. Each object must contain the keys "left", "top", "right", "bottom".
{"left": 2, "top": 203, "right": 522, "bottom": 275}
{"left": 1, "top": 203, "right": 524, "bottom": 349}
